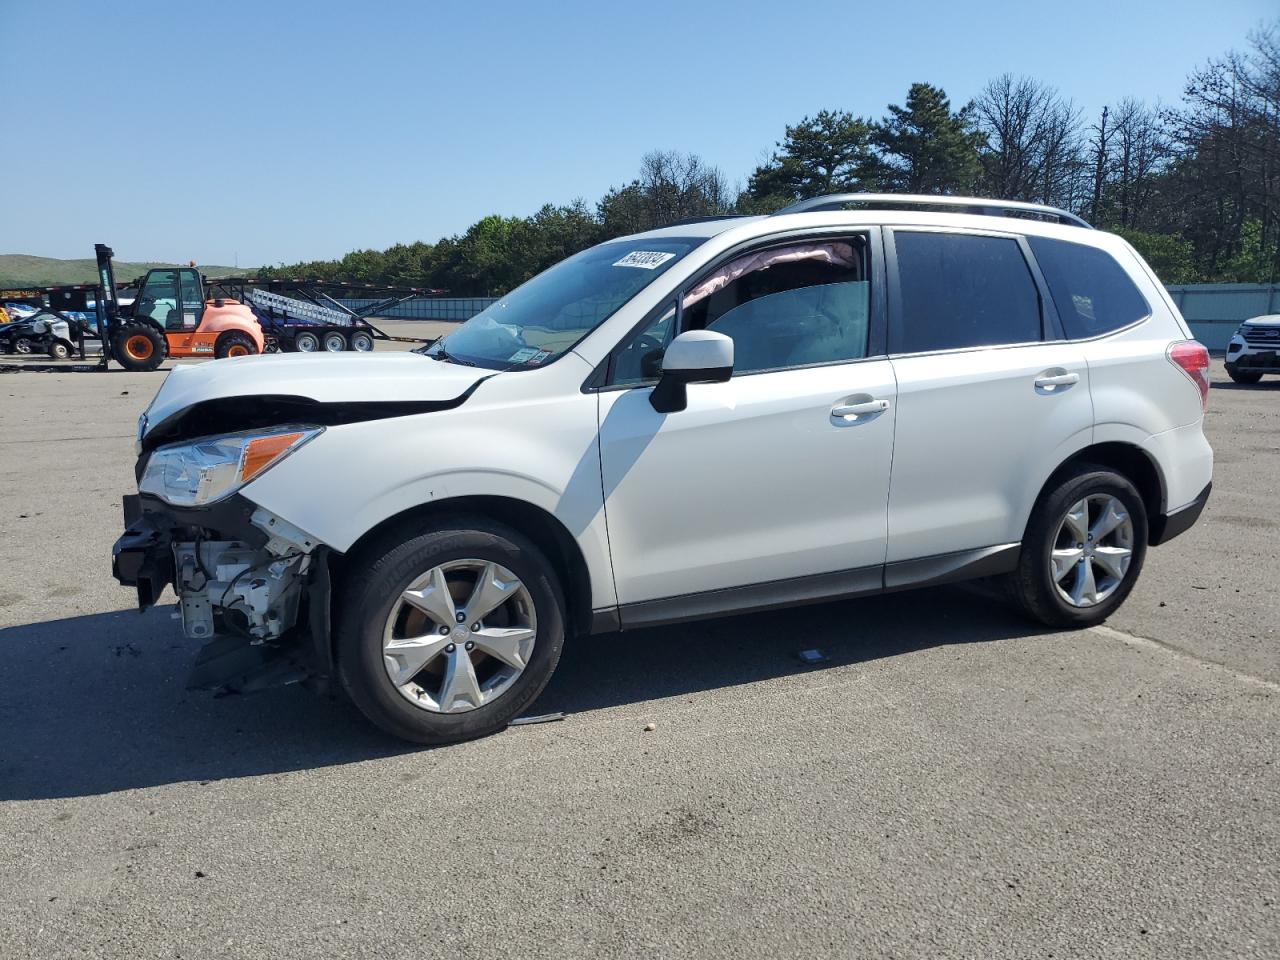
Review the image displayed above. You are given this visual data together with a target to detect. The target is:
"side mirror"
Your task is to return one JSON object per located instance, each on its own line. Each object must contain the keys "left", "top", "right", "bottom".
{"left": 650, "top": 330, "right": 734, "bottom": 413}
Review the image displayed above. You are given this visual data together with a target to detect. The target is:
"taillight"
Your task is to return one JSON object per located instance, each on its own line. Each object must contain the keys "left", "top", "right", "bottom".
{"left": 1168, "top": 340, "right": 1210, "bottom": 410}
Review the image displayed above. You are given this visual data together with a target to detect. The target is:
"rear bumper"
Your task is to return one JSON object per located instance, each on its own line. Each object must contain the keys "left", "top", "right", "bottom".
{"left": 1226, "top": 354, "right": 1280, "bottom": 372}
{"left": 1149, "top": 482, "right": 1211, "bottom": 546}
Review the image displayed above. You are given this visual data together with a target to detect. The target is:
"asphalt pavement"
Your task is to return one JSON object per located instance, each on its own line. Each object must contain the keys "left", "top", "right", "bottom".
{"left": 0, "top": 348, "right": 1276, "bottom": 959}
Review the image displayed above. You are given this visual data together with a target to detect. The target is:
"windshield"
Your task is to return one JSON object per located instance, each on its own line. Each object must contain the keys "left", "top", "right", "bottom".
{"left": 428, "top": 237, "right": 702, "bottom": 370}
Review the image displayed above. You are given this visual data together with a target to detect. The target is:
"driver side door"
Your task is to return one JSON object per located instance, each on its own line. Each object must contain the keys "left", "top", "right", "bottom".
{"left": 595, "top": 232, "right": 897, "bottom": 624}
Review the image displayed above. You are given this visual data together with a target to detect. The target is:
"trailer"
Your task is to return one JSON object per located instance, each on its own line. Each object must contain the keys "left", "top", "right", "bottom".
{"left": 202, "top": 276, "right": 444, "bottom": 352}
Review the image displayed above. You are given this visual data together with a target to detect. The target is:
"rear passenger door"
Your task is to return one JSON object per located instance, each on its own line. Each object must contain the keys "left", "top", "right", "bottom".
{"left": 884, "top": 228, "right": 1093, "bottom": 566}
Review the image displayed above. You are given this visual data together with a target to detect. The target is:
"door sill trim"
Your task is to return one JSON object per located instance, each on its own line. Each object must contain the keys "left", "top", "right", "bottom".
{"left": 602, "top": 543, "right": 1022, "bottom": 632}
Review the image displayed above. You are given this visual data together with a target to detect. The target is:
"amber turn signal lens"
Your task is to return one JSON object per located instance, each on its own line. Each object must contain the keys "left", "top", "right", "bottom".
{"left": 239, "top": 432, "right": 305, "bottom": 483}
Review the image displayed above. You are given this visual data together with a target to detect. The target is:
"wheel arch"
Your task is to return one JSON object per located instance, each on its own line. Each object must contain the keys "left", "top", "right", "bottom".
{"left": 334, "top": 494, "right": 596, "bottom": 641}
{"left": 1033, "top": 441, "right": 1166, "bottom": 543}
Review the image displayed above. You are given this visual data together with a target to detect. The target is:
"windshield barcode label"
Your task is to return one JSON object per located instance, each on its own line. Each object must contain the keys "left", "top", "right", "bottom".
{"left": 613, "top": 251, "right": 675, "bottom": 270}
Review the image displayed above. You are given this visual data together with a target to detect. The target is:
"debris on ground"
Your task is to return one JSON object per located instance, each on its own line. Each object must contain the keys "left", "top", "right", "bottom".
{"left": 509, "top": 712, "right": 565, "bottom": 727}
{"left": 643, "top": 722, "right": 657, "bottom": 732}
{"left": 796, "top": 648, "right": 830, "bottom": 665}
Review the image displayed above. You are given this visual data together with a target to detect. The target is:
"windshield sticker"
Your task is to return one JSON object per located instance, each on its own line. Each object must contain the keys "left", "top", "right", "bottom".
{"left": 507, "top": 347, "right": 540, "bottom": 363}
{"left": 613, "top": 250, "right": 676, "bottom": 270}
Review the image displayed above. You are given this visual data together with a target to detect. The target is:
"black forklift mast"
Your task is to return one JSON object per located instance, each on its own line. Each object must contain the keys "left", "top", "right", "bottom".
{"left": 94, "top": 243, "right": 120, "bottom": 369}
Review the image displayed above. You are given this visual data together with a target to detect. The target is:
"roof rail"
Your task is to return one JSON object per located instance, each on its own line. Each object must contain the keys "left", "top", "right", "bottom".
{"left": 773, "top": 193, "right": 1092, "bottom": 229}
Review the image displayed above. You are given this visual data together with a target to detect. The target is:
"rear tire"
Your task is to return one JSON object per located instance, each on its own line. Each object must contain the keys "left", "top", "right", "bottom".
{"left": 1007, "top": 464, "right": 1147, "bottom": 628}
{"left": 323, "top": 331, "right": 348, "bottom": 352}
{"left": 336, "top": 517, "right": 566, "bottom": 744}
{"left": 293, "top": 331, "right": 320, "bottom": 352}
{"left": 350, "top": 331, "right": 375, "bottom": 352}
{"left": 1226, "top": 364, "right": 1263, "bottom": 384}
{"left": 14, "top": 337, "right": 32, "bottom": 354}
{"left": 215, "top": 331, "right": 257, "bottom": 359}
{"left": 113, "top": 323, "right": 166, "bottom": 372}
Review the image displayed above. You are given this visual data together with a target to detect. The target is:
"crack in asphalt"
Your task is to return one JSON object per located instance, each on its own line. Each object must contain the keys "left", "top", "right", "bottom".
{"left": 0, "top": 434, "right": 133, "bottom": 444}
{"left": 1092, "top": 623, "right": 1280, "bottom": 692}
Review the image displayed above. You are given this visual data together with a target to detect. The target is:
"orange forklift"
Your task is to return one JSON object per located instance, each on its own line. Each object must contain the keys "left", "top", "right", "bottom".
{"left": 98, "top": 245, "right": 264, "bottom": 371}
{"left": 93, "top": 244, "right": 441, "bottom": 372}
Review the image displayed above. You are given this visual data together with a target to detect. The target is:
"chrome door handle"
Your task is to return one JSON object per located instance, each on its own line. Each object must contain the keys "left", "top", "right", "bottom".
{"left": 1034, "top": 372, "right": 1080, "bottom": 389}
{"left": 831, "top": 398, "right": 890, "bottom": 419}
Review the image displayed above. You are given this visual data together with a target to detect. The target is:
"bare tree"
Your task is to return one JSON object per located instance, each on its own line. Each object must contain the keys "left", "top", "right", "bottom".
{"left": 1088, "top": 106, "right": 1110, "bottom": 224}
{"left": 972, "top": 74, "right": 1085, "bottom": 209}
{"left": 638, "top": 150, "right": 734, "bottom": 224}
{"left": 599, "top": 151, "right": 734, "bottom": 235}
{"left": 1165, "top": 22, "right": 1280, "bottom": 272}
{"left": 1109, "top": 99, "right": 1171, "bottom": 228}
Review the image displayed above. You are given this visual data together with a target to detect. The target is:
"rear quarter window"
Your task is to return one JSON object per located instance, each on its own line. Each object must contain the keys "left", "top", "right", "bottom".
{"left": 1027, "top": 236, "right": 1150, "bottom": 339}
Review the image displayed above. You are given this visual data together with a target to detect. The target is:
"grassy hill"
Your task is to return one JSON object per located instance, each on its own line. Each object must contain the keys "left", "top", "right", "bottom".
{"left": 0, "top": 254, "right": 253, "bottom": 288}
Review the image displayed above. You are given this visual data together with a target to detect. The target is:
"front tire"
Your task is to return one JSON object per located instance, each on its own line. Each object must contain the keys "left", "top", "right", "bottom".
{"left": 113, "top": 323, "right": 166, "bottom": 372}
{"left": 1008, "top": 464, "right": 1148, "bottom": 628}
{"left": 336, "top": 517, "right": 566, "bottom": 744}
{"left": 48, "top": 339, "right": 71, "bottom": 360}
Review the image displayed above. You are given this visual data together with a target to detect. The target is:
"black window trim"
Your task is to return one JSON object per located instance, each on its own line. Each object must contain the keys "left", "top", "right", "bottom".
{"left": 586, "top": 225, "right": 888, "bottom": 392}
{"left": 883, "top": 224, "right": 1065, "bottom": 359}
{"left": 1024, "top": 234, "right": 1154, "bottom": 343}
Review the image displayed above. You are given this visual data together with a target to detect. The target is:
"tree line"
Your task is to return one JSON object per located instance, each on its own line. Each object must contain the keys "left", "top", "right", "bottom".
{"left": 262, "top": 21, "right": 1280, "bottom": 293}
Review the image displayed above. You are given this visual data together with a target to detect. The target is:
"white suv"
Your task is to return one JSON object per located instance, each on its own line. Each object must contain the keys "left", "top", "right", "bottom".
{"left": 113, "top": 194, "right": 1214, "bottom": 744}
{"left": 1225, "top": 313, "right": 1280, "bottom": 383}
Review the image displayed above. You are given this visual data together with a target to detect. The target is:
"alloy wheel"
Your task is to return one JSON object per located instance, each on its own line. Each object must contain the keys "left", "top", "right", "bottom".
{"left": 1050, "top": 494, "right": 1135, "bottom": 607}
{"left": 382, "top": 559, "right": 537, "bottom": 713}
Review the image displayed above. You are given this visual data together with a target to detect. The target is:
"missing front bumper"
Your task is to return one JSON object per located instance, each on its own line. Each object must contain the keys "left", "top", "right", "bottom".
{"left": 110, "top": 493, "right": 335, "bottom": 694}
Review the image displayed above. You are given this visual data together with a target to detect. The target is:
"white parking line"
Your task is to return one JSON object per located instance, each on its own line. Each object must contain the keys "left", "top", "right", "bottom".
{"left": 1092, "top": 623, "right": 1280, "bottom": 692}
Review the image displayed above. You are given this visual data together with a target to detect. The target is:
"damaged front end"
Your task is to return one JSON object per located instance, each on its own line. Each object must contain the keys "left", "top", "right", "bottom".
{"left": 113, "top": 490, "right": 333, "bottom": 696}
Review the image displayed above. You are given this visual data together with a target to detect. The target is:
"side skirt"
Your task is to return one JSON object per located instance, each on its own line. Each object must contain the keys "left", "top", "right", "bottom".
{"left": 597, "top": 543, "right": 1021, "bottom": 633}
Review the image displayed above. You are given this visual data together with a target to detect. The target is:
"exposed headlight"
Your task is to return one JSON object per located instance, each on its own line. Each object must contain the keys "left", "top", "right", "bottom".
{"left": 135, "top": 413, "right": 148, "bottom": 456}
{"left": 139, "top": 426, "right": 322, "bottom": 506}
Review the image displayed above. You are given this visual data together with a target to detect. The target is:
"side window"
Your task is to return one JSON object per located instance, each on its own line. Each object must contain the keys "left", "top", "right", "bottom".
{"left": 891, "top": 232, "right": 1041, "bottom": 353}
{"left": 606, "top": 237, "right": 871, "bottom": 385}
{"left": 1027, "top": 236, "right": 1150, "bottom": 339}
{"left": 684, "top": 237, "right": 869, "bottom": 375}
{"left": 134, "top": 270, "right": 179, "bottom": 329}
{"left": 610, "top": 301, "right": 677, "bottom": 386}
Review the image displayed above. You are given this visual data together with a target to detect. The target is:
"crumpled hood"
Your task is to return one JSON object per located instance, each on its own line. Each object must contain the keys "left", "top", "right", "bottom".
{"left": 143, "top": 352, "right": 489, "bottom": 438}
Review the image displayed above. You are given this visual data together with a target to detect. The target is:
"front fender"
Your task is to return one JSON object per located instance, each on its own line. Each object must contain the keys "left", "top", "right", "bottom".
{"left": 239, "top": 385, "right": 616, "bottom": 608}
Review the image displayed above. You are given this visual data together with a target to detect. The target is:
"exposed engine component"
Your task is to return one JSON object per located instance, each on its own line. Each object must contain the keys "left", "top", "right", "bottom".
{"left": 171, "top": 509, "right": 318, "bottom": 642}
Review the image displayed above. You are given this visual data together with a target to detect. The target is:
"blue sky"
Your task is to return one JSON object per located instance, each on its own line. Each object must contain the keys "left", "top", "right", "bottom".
{"left": 1, "top": 0, "right": 1273, "bottom": 266}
